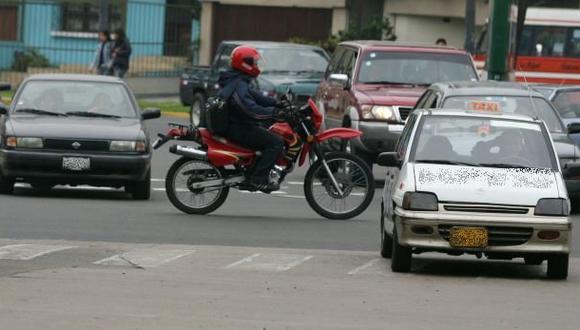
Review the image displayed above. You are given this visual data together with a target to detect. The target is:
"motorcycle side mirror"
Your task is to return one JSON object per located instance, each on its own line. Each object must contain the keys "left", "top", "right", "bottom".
{"left": 377, "top": 152, "right": 401, "bottom": 167}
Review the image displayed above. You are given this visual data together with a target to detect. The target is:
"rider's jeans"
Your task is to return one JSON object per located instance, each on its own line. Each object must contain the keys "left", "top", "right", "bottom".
{"left": 225, "top": 123, "right": 284, "bottom": 183}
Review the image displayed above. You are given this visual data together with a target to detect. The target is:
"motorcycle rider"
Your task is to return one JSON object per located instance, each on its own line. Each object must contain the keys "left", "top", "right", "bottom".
{"left": 218, "top": 45, "right": 291, "bottom": 192}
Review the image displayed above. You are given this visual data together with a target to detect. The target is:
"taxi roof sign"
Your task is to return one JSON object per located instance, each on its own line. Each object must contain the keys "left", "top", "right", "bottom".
{"left": 467, "top": 101, "right": 501, "bottom": 113}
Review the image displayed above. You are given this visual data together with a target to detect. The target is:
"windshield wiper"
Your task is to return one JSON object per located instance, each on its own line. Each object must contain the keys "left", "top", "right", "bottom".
{"left": 479, "top": 163, "right": 533, "bottom": 169}
{"left": 15, "top": 108, "right": 67, "bottom": 117}
{"left": 416, "top": 159, "right": 480, "bottom": 167}
{"left": 66, "top": 111, "right": 122, "bottom": 119}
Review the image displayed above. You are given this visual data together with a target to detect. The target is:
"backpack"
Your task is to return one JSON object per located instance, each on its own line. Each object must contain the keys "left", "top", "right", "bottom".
{"left": 203, "top": 78, "right": 241, "bottom": 135}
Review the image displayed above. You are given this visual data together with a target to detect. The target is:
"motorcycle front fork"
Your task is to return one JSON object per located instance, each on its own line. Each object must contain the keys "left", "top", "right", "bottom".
{"left": 311, "top": 143, "right": 344, "bottom": 197}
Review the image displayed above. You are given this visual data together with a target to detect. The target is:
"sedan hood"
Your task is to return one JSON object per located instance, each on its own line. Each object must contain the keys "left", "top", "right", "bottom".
{"left": 355, "top": 85, "right": 425, "bottom": 106}
{"left": 413, "top": 164, "right": 561, "bottom": 206}
{"left": 7, "top": 115, "right": 143, "bottom": 140}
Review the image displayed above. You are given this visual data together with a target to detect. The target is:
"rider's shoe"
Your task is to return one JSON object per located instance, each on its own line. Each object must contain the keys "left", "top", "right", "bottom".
{"left": 257, "top": 181, "right": 280, "bottom": 194}
{"left": 238, "top": 179, "right": 279, "bottom": 194}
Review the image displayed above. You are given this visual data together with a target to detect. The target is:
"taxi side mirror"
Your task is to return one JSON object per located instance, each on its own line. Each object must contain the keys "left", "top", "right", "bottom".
{"left": 377, "top": 152, "right": 401, "bottom": 167}
{"left": 568, "top": 123, "right": 580, "bottom": 135}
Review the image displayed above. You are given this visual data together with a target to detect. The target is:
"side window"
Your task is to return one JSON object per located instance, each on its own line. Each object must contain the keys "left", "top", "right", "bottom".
{"left": 426, "top": 93, "right": 440, "bottom": 108}
{"left": 414, "top": 91, "right": 431, "bottom": 109}
{"left": 396, "top": 113, "right": 418, "bottom": 159}
{"left": 213, "top": 46, "right": 234, "bottom": 73}
{"left": 325, "top": 47, "right": 345, "bottom": 78}
{"left": 338, "top": 49, "right": 356, "bottom": 78}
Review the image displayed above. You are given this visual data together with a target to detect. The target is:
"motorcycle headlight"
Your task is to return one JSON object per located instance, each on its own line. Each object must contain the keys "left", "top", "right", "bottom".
{"left": 534, "top": 198, "right": 569, "bottom": 216}
{"left": 110, "top": 140, "right": 147, "bottom": 152}
{"left": 6, "top": 136, "right": 44, "bottom": 148}
{"left": 361, "top": 105, "right": 396, "bottom": 121}
{"left": 402, "top": 192, "right": 439, "bottom": 211}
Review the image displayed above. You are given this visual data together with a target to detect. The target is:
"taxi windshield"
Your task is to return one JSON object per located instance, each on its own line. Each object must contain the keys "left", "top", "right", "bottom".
{"left": 442, "top": 96, "right": 564, "bottom": 133}
{"left": 411, "top": 115, "right": 557, "bottom": 170}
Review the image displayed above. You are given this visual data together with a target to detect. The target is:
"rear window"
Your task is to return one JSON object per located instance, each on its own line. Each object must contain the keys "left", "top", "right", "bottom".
{"left": 357, "top": 51, "right": 478, "bottom": 85}
{"left": 553, "top": 90, "right": 580, "bottom": 119}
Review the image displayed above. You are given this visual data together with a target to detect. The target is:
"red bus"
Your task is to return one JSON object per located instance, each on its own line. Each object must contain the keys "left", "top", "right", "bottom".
{"left": 475, "top": 7, "right": 580, "bottom": 84}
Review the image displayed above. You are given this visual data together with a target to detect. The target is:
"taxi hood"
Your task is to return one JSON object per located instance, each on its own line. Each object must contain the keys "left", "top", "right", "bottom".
{"left": 413, "top": 164, "right": 562, "bottom": 206}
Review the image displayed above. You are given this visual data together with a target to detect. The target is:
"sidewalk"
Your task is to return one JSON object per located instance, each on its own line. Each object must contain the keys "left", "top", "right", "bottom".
{"left": 0, "top": 239, "right": 579, "bottom": 329}
{"left": 125, "top": 77, "right": 180, "bottom": 98}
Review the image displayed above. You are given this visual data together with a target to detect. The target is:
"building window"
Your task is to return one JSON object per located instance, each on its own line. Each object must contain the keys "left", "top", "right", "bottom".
{"left": 60, "top": 2, "right": 123, "bottom": 33}
{"left": 0, "top": 5, "right": 19, "bottom": 41}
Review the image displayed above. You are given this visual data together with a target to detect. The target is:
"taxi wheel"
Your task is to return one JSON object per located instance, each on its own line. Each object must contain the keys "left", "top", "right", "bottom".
{"left": 380, "top": 203, "right": 392, "bottom": 258}
{"left": 547, "top": 254, "right": 569, "bottom": 279}
{"left": 0, "top": 174, "right": 14, "bottom": 195}
{"left": 391, "top": 227, "right": 412, "bottom": 273}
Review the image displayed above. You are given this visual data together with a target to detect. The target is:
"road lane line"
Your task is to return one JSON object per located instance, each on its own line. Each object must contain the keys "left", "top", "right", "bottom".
{"left": 0, "top": 244, "right": 76, "bottom": 261}
{"left": 225, "top": 253, "right": 313, "bottom": 272}
{"left": 348, "top": 258, "right": 381, "bottom": 275}
{"left": 94, "top": 248, "right": 195, "bottom": 268}
{"left": 225, "top": 253, "right": 261, "bottom": 269}
{"left": 151, "top": 179, "right": 165, "bottom": 182}
{"left": 288, "top": 181, "right": 304, "bottom": 185}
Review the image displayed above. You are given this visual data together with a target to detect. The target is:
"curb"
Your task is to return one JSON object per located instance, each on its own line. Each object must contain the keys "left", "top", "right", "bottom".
{"left": 162, "top": 111, "right": 190, "bottom": 119}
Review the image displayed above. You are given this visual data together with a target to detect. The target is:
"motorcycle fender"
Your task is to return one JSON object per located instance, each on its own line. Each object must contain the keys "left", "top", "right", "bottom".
{"left": 314, "top": 128, "right": 362, "bottom": 143}
{"left": 298, "top": 143, "right": 312, "bottom": 167}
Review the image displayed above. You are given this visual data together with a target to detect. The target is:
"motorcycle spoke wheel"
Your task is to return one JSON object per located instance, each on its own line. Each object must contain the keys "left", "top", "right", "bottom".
{"left": 166, "top": 158, "right": 229, "bottom": 214}
{"left": 304, "top": 152, "right": 375, "bottom": 220}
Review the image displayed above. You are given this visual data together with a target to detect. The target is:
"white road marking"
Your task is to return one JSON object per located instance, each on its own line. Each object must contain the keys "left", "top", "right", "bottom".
{"left": 225, "top": 253, "right": 312, "bottom": 272}
{"left": 94, "top": 248, "right": 195, "bottom": 268}
{"left": 347, "top": 258, "right": 381, "bottom": 275}
{"left": 151, "top": 178, "right": 165, "bottom": 182}
{"left": 0, "top": 244, "right": 76, "bottom": 261}
{"left": 153, "top": 188, "right": 166, "bottom": 192}
{"left": 278, "top": 195, "right": 304, "bottom": 199}
{"left": 288, "top": 181, "right": 304, "bottom": 185}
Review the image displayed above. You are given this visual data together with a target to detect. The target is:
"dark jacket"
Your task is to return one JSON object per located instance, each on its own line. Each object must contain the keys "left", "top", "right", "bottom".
{"left": 111, "top": 38, "right": 132, "bottom": 69}
{"left": 218, "top": 69, "right": 277, "bottom": 126}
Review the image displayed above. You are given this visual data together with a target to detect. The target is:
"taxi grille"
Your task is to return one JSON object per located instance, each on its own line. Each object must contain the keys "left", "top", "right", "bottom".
{"left": 443, "top": 205, "right": 529, "bottom": 214}
{"left": 438, "top": 225, "right": 533, "bottom": 246}
{"left": 397, "top": 106, "right": 413, "bottom": 121}
{"left": 44, "top": 139, "right": 110, "bottom": 152}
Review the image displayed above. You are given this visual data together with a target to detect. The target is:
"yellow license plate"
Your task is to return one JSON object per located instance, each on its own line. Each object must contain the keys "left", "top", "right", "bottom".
{"left": 449, "top": 227, "right": 488, "bottom": 248}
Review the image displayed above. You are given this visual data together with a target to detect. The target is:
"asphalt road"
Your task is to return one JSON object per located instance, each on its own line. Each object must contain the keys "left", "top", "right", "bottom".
{"left": 0, "top": 115, "right": 578, "bottom": 255}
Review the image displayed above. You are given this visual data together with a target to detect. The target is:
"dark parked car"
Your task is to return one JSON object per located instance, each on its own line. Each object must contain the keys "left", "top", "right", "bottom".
{"left": 180, "top": 41, "right": 329, "bottom": 126}
{"left": 314, "top": 41, "right": 479, "bottom": 166}
{"left": 414, "top": 80, "right": 580, "bottom": 203}
{"left": 0, "top": 74, "right": 160, "bottom": 199}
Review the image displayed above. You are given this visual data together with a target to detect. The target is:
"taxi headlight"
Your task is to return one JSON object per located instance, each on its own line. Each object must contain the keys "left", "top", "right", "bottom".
{"left": 402, "top": 192, "right": 439, "bottom": 211}
{"left": 110, "top": 140, "right": 147, "bottom": 152}
{"left": 361, "top": 105, "right": 396, "bottom": 121}
{"left": 534, "top": 198, "right": 569, "bottom": 216}
{"left": 6, "top": 136, "right": 44, "bottom": 148}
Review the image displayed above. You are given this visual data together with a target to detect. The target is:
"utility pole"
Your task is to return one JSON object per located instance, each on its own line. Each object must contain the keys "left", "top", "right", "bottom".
{"left": 98, "top": 0, "right": 109, "bottom": 31}
{"left": 486, "top": 0, "right": 512, "bottom": 81}
{"left": 464, "top": 0, "right": 476, "bottom": 53}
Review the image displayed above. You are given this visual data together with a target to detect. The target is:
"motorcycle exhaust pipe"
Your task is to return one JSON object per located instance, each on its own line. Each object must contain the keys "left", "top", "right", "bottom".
{"left": 169, "top": 145, "right": 208, "bottom": 161}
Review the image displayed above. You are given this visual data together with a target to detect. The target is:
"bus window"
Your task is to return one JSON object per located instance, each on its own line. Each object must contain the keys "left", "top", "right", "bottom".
{"left": 568, "top": 28, "right": 580, "bottom": 57}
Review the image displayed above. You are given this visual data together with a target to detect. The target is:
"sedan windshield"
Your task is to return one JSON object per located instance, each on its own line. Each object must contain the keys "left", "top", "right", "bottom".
{"left": 259, "top": 48, "right": 328, "bottom": 74}
{"left": 411, "top": 116, "right": 556, "bottom": 170}
{"left": 13, "top": 81, "right": 137, "bottom": 118}
{"left": 442, "top": 96, "right": 564, "bottom": 133}
{"left": 357, "top": 52, "right": 478, "bottom": 85}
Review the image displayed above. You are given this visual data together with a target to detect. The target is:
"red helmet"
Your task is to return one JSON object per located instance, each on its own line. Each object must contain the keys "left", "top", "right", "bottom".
{"left": 231, "top": 46, "right": 261, "bottom": 77}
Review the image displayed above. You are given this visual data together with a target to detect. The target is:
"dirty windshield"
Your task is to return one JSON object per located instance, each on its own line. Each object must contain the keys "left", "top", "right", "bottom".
{"left": 411, "top": 115, "right": 556, "bottom": 170}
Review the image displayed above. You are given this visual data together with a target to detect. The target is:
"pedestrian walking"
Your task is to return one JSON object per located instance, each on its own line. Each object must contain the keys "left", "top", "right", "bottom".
{"left": 90, "top": 30, "right": 113, "bottom": 75}
{"left": 110, "top": 28, "right": 132, "bottom": 78}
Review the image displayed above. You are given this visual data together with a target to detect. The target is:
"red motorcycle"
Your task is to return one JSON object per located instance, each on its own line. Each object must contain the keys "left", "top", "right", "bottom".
{"left": 154, "top": 99, "right": 374, "bottom": 220}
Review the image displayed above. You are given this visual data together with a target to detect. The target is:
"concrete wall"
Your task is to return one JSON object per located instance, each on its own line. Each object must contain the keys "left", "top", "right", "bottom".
{"left": 385, "top": 0, "right": 488, "bottom": 25}
{"left": 389, "top": 15, "right": 466, "bottom": 48}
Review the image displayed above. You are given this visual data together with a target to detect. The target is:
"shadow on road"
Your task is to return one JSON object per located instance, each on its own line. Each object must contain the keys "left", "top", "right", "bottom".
{"left": 13, "top": 186, "right": 134, "bottom": 201}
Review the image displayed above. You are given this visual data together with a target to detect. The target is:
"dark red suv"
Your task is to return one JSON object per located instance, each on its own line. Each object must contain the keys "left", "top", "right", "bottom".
{"left": 314, "top": 41, "right": 479, "bottom": 165}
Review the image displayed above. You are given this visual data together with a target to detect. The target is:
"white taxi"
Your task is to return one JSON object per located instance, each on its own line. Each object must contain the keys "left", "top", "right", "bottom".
{"left": 378, "top": 109, "right": 572, "bottom": 279}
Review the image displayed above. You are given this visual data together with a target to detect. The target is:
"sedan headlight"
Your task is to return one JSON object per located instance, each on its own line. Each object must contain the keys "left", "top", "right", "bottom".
{"left": 534, "top": 198, "right": 569, "bottom": 216}
{"left": 402, "top": 192, "right": 439, "bottom": 211}
{"left": 6, "top": 136, "right": 44, "bottom": 149}
{"left": 110, "top": 140, "right": 147, "bottom": 152}
{"left": 361, "top": 105, "right": 396, "bottom": 121}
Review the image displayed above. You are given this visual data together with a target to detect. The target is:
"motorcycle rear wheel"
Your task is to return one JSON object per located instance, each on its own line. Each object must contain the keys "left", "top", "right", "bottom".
{"left": 165, "top": 157, "right": 229, "bottom": 214}
{"left": 304, "top": 151, "right": 375, "bottom": 220}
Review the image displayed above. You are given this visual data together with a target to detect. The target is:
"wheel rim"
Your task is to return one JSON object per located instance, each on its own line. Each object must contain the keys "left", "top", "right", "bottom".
{"left": 191, "top": 101, "right": 201, "bottom": 127}
{"left": 309, "top": 157, "right": 370, "bottom": 215}
{"left": 171, "top": 160, "right": 223, "bottom": 210}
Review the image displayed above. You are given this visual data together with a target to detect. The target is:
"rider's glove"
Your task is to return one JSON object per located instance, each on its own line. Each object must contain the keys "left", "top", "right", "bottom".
{"left": 275, "top": 107, "right": 293, "bottom": 122}
{"left": 275, "top": 99, "right": 292, "bottom": 109}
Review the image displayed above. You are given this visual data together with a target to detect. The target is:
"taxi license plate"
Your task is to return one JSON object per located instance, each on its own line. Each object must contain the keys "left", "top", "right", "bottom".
{"left": 62, "top": 157, "right": 90, "bottom": 171}
{"left": 449, "top": 227, "right": 488, "bottom": 248}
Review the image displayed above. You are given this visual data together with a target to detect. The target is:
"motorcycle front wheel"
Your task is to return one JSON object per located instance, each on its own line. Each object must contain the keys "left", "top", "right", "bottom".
{"left": 165, "top": 157, "right": 229, "bottom": 214}
{"left": 304, "top": 151, "right": 375, "bottom": 220}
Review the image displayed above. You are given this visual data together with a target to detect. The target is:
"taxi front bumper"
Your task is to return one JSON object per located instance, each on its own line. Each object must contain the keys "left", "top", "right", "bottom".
{"left": 393, "top": 208, "right": 571, "bottom": 254}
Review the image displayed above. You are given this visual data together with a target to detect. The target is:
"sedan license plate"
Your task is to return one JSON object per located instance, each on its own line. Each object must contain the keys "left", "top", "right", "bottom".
{"left": 449, "top": 227, "right": 488, "bottom": 248}
{"left": 62, "top": 157, "right": 90, "bottom": 171}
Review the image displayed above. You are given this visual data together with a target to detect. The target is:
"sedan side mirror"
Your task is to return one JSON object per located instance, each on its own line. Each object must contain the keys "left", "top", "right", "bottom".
{"left": 0, "top": 103, "right": 8, "bottom": 116}
{"left": 329, "top": 73, "right": 350, "bottom": 90}
{"left": 142, "top": 108, "right": 161, "bottom": 120}
{"left": 568, "top": 123, "right": 580, "bottom": 135}
{"left": 377, "top": 152, "right": 401, "bottom": 167}
{"left": 0, "top": 82, "right": 11, "bottom": 91}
